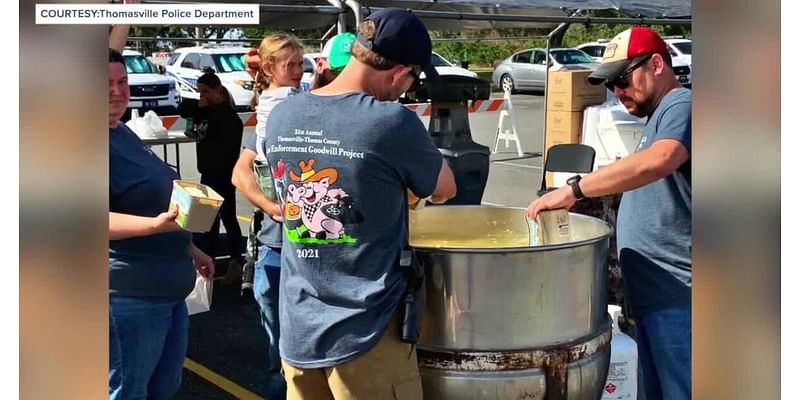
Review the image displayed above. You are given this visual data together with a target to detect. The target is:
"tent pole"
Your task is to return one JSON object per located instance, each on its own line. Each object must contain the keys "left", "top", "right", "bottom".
{"left": 345, "top": 0, "right": 362, "bottom": 28}
{"left": 326, "top": 0, "right": 347, "bottom": 33}
{"left": 542, "top": 10, "right": 581, "bottom": 187}
{"left": 543, "top": 34, "right": 551, "bottom": 173}
{"left": 319, "top": 24, "right": 338, "bottom": 51}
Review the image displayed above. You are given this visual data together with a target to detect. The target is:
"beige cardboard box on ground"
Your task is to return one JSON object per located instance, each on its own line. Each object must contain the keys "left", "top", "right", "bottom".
{"left": 169, "top": 180, "right": 225, "bottom": 233}
{"left": 543, "top": 70, "right": 605, "bottom": 187}
{"left": 545, "top": 110, "right": 584, "bottom": 147}
{"left": 544, "top": 111, "right": 585, "bottom": 187}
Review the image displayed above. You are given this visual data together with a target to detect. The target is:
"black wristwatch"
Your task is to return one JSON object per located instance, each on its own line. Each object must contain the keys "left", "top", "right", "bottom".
{"left": 567, "top": 175, "right": 586, "bottom": 200}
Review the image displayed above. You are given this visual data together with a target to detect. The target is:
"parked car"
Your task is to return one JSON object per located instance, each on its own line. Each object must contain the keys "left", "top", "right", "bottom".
{"left": 427, "top": 52, "right": 478, "bottom": 79}
{"left": 491, "top": 48, "right": 598, "bottom": 93}
{"left": 577, "top": 40, "right": 692, "bottom": 88}
{"left": 165, "top": 46, "right": 255, "bottom": 111}
{"left": 289, "top": 50, "right": 479, "bottom": 97}
{"left": 664, "top": 37, "right": 692, "bottom": 67}
{"left": 122, "top": 50, "right": 180, "bottom": 116}
{"left": 574, "top": 41, "right": 610, "bottom": 62}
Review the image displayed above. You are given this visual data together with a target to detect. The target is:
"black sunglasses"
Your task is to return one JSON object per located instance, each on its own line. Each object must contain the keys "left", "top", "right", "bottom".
{"left": 406, "top": 66, "right": 422, "bottom": 91}
{"left": 605, "top": 54, "right": 654, "bottom": 91}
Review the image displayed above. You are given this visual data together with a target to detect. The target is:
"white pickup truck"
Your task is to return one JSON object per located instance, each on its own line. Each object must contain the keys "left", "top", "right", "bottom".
{"left": 164, "top": 45, "right": 256, "bottom": 111}
{"left": 122, "top": 50, "right": 181, "bottom": 117}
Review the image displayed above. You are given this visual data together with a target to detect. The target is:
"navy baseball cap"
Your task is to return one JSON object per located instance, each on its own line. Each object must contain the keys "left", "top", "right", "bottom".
{"left": 356, "top": 8, "right": 439, "bottom": 80}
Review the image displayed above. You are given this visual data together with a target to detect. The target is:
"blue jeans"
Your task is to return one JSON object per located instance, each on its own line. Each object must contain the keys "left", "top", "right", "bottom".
{"left": 254, "top": 245, "right": 286, "bottom": 400}
{"left": 109, "top": 296, "right": 189, "bottom": 400}
{"left": 635, "top": 306, "right": 692, "bottom": 400}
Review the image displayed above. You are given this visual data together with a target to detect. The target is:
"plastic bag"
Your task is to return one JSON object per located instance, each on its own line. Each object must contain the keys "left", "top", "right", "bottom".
{"left": 126, "top": 109, "right": 168, "bottom": 138}
{"left": 185, "top": 274, "right": 213, "bottom": 315}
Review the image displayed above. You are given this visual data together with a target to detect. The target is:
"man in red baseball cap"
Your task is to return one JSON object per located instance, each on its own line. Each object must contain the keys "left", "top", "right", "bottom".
{"left": 587, "top": 26, "right": 684, "bottom": 118}
{"left": 529, "top": 26, "right": 692, "bottom": 400}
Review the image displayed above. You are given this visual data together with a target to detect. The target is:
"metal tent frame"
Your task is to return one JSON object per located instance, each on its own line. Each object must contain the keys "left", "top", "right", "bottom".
{"left": 137, "top": 0, "right": 691, "bottom": 170}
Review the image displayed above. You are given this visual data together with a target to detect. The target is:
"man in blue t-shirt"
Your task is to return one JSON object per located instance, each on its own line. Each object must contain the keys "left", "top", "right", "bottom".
{"left": 528, "top": 27, "right": 691, "bottom": 400}
{"left": 231, "top": 32, "right": 357, "bottom": 400}
{"left": 263, "top": 8, "right": 456, "bottom": 399}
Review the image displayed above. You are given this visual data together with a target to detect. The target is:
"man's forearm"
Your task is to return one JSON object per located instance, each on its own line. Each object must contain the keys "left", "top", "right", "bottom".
{"left": 580, "top": 145, "right": 682, "bottom": 198}
{"left": 428, "top": 160, "right": 457, "bottom": 204}
{"left": 109, "top": 25, "right": 131, "bottom": 52}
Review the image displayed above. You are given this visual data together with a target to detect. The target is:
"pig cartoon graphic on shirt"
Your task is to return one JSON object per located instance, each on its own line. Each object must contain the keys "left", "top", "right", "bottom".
{"left": 285, "top": 159, "right": 362, "bottom": 241}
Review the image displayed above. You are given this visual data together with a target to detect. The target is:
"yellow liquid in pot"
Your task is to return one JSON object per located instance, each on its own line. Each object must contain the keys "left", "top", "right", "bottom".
{"left": 411, "top": 230, "right": 530, "bottom": 248}
{"left": 409, "top": 207, "right": 604, "bottom": 249}
{"left": 410, "top": 213, "right": 533, "bottom": 249}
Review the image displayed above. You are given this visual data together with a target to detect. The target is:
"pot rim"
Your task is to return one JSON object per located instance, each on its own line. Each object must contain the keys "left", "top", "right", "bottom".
{"left": 410, "top": 205, "right": 614, "bottom": 253}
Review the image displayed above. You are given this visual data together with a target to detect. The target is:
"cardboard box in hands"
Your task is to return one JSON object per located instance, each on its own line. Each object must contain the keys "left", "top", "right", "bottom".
{"left": 169, "top": 180, "right": 224, "bottom": 232}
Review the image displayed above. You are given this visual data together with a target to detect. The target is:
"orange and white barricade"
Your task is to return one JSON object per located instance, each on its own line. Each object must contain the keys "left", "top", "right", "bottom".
{"left": 158, "top": 99, "right": 507, "bottom": 132}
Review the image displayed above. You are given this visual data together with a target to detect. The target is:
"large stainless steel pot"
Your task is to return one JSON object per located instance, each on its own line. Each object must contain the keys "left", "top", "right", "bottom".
{"left": 409, "top": 206, "right": 614, "bottom": 400}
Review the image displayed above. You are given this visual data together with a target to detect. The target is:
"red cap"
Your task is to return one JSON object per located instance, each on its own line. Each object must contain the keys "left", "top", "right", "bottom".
{"left": 588, "top": 27, "right": 667, "bottom": 85}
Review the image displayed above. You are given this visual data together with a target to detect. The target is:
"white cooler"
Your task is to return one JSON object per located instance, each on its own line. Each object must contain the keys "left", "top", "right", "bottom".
{"left": 551, "top": 94, "right": 647, "bottom": 187}
{"left": 581, "top": 98, "right": 647, "bottom": 170}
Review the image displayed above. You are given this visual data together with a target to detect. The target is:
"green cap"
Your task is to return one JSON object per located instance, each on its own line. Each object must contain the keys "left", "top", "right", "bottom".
{"left": 321, "top": 32, "right": 356, "bottom": 71}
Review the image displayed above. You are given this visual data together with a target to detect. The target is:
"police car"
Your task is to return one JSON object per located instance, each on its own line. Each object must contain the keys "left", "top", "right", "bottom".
{"left": 577, "top": 40, "right": 692, "bottom": 88}
{"left": 164, "top": 45, "right": 255, "bottom": 111}
{"left": 663, "top": 37, "right": 692, "bottom": 68}
{"left": 122, "top": 50, "right": 181, "bottom": 116}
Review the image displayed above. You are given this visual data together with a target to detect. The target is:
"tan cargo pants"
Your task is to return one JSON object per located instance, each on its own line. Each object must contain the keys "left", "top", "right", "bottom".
{"left": 281, "top": 315, "right": 423, "bottom": 400}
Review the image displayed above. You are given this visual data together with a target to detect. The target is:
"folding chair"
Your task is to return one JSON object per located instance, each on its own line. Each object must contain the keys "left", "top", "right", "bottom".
{"left": 538, "top": 144, "right": 596, "bottom": 197}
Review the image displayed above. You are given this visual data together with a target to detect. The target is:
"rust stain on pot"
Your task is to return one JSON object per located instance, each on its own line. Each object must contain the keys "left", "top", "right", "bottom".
{"left": 545, "top": 351, "right": 569, "bottom": 400}
{"left": 417, "top": 329, "right": 612, "bottom": 372}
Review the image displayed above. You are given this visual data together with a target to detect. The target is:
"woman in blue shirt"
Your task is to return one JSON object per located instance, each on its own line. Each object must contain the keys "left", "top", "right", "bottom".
{"left": 108, "top": 47, "right": 215, "bottom": 400}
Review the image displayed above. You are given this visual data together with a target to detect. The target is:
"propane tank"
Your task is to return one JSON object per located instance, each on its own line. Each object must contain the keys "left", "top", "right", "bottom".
{"left": 602, "top": 304, "right": 638, "bottom": 399}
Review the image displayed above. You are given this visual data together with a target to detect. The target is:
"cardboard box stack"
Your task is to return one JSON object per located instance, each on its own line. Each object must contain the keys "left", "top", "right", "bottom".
{"left": 544, "top": 69, "right": 606, "bottom": 187}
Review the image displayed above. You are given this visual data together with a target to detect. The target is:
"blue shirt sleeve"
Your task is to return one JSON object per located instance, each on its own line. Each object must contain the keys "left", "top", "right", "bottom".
{"left": 383, "top": 108, "right": 443, "bottom": 198}
{"left": 654, "top": 97, "right": 691, "bottom": 153}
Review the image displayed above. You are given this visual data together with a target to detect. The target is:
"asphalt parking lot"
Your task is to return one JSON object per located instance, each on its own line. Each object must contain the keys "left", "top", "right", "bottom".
{"left": 150, "top": 92, "right": 551, "bottom": 399}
